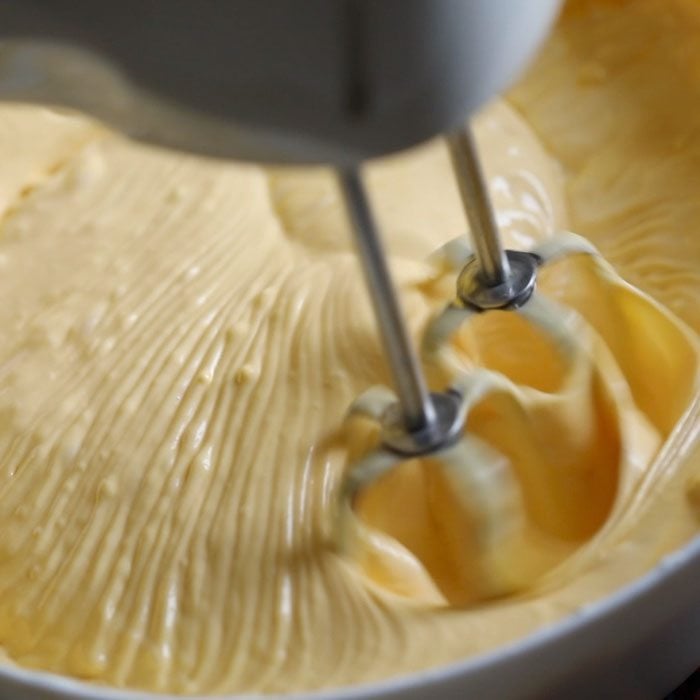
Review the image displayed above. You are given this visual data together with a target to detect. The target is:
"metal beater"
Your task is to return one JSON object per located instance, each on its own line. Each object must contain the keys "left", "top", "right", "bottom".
{"left": 336, "top": 125, "right": 540, "bottom": 460}
{"left": 334, "top": 124, "right": 601, "bottom": 603}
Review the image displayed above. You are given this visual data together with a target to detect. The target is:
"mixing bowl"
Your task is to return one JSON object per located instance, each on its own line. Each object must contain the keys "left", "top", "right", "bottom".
{"left": 0, "top": 536, "right": 696, "bottom": 700}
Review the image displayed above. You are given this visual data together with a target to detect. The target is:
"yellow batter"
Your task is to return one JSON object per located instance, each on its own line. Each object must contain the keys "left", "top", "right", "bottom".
{"left": 0, "top": 0, "right": 698, "bottom": 694}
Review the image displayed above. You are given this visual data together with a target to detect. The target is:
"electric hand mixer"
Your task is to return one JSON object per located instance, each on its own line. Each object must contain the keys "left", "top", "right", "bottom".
{"left": 0, "top": 0, "right": 595, "bottom": 591}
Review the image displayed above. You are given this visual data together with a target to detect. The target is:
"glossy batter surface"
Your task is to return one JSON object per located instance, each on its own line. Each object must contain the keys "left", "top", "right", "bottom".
{"left": 0, "top": 0, "right": 698, "bottom": 694}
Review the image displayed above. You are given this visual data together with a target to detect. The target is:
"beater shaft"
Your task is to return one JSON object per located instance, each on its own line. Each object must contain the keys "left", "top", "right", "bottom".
{"left": 337, "top": 168, "right": 437, "bottom": 435}
{"left": 447, "top": 126, "right": 538, "bottom": 311}
{"left": 447, "top": 127, "right": 511, "bottom": 287}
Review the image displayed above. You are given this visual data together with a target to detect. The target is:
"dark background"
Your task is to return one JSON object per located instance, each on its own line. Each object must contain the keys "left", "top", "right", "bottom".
{"left": 666, "top": 667, "right": 700, "bottom": 699}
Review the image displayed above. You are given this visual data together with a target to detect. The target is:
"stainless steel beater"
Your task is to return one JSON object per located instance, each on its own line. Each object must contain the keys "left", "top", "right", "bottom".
{"left": 336, "top": 125, "right": 540, "bottom": 460}
{"left": 335, "top": 124, "right": 602, "bottom": 604}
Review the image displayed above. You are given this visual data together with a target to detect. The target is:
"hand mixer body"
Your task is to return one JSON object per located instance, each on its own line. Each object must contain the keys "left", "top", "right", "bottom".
{"left": 0, "top": 0, "right": 561, "bottom": 164}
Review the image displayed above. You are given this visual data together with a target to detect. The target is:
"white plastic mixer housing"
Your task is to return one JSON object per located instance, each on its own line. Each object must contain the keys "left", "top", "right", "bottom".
{"left": 0, "top": 0, "right": 562, "bottom": 163}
